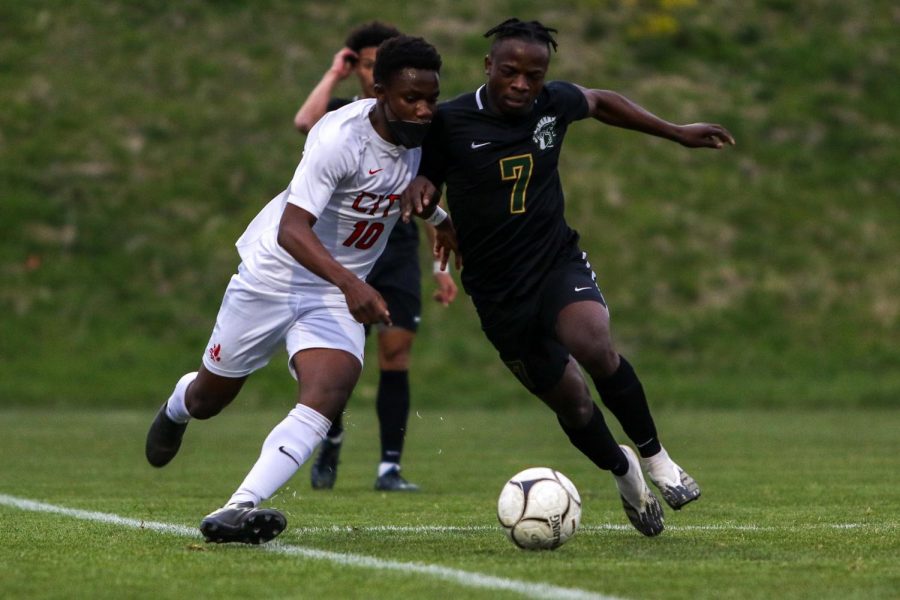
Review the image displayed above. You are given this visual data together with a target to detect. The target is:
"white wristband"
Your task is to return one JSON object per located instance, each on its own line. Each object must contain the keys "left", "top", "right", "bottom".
{"left": 424, "top": 206, "right": 448, "bottom": 226}
{"left": 433, "top": 259, "right": 448, "bottom": 274}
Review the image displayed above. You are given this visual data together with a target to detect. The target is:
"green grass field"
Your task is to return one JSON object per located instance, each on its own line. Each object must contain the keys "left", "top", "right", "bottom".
{"left": 2, "top": 405, "right": 897, "bottom": 599}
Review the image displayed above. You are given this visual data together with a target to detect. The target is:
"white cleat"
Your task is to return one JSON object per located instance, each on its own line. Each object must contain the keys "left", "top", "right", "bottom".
{"left": 614, "top": 445, "right": 665, "bottom": 537}
{"left": 640, "top": 448, "right": 701, "bottom": 510}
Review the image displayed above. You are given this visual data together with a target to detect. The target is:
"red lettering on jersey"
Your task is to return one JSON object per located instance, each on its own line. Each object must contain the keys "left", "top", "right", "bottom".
{"left": 380, "top": 194, "right": 400, "bottom": 218}
{"left": 351, "top": 192, "right": 400, "bottom": 217}
{"left": 351, "top": 191, "right": 378, "bottom": 214}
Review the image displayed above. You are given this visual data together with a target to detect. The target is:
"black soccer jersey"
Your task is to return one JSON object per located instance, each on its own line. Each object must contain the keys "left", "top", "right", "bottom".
{"left": 419, "top": 81, "right": 589, "bottom": 303}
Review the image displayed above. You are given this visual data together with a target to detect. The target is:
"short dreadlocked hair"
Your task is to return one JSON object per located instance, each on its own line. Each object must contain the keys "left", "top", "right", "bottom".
{"left": 484, "top": 18, "right": 558, "bottom": 53}
{"left": 345, "top": 21, "right": 401, "bottom": 53}
{"left": 373, "top": 35, "right": 442, "bottom": 85}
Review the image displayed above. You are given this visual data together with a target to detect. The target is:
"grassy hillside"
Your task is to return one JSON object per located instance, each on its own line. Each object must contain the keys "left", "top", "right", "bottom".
{"left": 1, "top": 0, "right": 898, "bottom": 408}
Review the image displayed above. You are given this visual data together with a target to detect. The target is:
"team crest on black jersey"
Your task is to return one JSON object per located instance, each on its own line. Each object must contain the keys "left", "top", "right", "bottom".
{"left": 532, "top": 115, "right": 559, "bottom": 150}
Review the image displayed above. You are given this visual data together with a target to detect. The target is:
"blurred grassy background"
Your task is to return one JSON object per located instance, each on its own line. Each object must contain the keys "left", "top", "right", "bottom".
{"left": 1, "top": 0, "right": 898, "bottom": 409}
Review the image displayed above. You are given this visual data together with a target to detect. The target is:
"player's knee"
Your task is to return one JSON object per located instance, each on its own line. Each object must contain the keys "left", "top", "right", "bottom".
{"left": 578, "top": 346, "right": 619, "bottom": 379}
{"left": 566, "top": 327, "right": 614, "bottom": 366}
{"left": 379, "top": 352, "right": 410, "bottom": 370}
{"left": 597, "top": 348, "right": 620, "bottom": 377}
{"left": 557, "top": 397, "right": 594, "bottom": 429}
{"left": 378, "top": 337, "right": 414, "bottom": 370}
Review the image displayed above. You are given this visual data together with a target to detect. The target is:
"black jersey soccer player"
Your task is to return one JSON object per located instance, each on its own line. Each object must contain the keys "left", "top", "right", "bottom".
{"left": 403, "top": 18, "right": 735, "bottom": 537}
{"left": 294, "top": 22, "right": 459, "bottom": 492}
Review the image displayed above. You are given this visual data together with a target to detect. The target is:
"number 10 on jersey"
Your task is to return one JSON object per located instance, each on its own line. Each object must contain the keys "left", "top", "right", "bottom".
{"left": 342, "top": 221, "right": 384, "bottom": 249}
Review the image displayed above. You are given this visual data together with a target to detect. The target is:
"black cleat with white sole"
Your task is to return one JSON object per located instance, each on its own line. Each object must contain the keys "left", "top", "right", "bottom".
{"left": 200, "top": 502, "right": 286, "bottom": 545}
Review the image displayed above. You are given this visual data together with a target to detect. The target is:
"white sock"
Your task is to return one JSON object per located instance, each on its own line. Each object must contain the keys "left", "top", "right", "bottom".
{"left": 377, "top": 462, "right": 400, "bottom": 478}
{"left": 165, "top": 372, "right": 197, "bottom": 424}
{"left": 641, "top": 446, "right": 679, "bottom": 483}
{"left": 613, "top": 445, "right": 648, "bottom": 508}
{"left": 227, "top": 404, "right": 331, "bottom": 506}
{"left": 640, "top": 446, "right": 671, "bottom": 470}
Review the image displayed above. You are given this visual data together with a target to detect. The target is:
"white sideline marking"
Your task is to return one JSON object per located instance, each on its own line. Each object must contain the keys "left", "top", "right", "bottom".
{"left": 0, "top": 493, "right": 621, "bottom": 600}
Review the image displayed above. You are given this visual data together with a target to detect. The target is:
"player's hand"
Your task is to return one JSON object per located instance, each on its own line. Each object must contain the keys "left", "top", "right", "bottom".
{"left": 329, "top": 48, "right": 358, "bottom": 80}
{"left": 432, "top": 270, "right": 458, "bottom": 306}
{"left": 341, "top": 279, "right": 392, "bottom": 326}
{"left": 401, "top": 176, "right": 437, "bottom": 223}
{"left": 676, "top": 123, "right": 735, "bottom": 149}
{"left": 433, "top": 219, "right": 462, "bottom": 273}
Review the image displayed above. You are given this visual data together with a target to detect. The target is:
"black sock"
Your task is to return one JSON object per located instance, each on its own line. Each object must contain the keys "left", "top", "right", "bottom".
{"left": 592, "top": 355, "right": 661, "bottom": 458}
{"left": 376, "top": 370, "right": 410, "bottom": 464}
{"left": 326, "top": 415, "right": 344, "bottom": 440}
{"left": 558, "top": 403, "right": 628, "bottom": 476}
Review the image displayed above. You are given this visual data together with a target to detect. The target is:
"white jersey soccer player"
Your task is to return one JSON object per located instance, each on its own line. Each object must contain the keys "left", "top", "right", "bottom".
{"left": 203, "top": 98, "right": 421, "bottom": 376}
{"left": 145, "top": 34, "right": 444, "bottom": 545}
{"left": 237, "top": 98, "right": 420, "bottom": 292}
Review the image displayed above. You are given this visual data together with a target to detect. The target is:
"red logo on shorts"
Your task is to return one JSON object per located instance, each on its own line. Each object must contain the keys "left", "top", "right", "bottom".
{"left": 209, "top": 343, "right": 222, "bottom": 362}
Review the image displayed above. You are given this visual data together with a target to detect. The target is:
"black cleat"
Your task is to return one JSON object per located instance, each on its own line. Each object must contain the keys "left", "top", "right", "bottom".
{"left": 200, "top": 502, "right": 286, "bottom": 545}
{"left": 145, "top": 403, "right": 188, "bottom": 468}
{"left": 310, "top": 438, "right": 342, "bottom": 490}
{"left": 374, "top": 467, "right": 420, "bottom": 492}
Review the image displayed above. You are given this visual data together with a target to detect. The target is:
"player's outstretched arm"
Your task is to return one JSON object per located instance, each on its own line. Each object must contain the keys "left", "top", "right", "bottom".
{"left": 294, "top": 48, "right": 358, "bottom": 135}
{"left": 277, "top": 203, "right": 391, "bottom": 325}
{"left": 578, "top": 86, "right": 735, "bottom": 149}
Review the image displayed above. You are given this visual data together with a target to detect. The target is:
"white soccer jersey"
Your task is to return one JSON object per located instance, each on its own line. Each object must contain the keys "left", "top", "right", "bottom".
{"left": 235, "top": 99, "right": 420, "bottom": 292}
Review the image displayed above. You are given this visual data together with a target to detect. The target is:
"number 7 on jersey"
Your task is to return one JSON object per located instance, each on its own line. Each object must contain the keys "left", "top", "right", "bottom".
{"left": 500, "top": 153, "right": 534, "bottom": 214}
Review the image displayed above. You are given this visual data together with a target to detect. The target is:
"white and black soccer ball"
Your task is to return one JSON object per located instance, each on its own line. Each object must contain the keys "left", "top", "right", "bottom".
{"left": 497, "top": 467, "right": 581, "bottom": 550}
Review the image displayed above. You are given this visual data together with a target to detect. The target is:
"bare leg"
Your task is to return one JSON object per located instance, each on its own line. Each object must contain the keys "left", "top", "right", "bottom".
{"left": 556, "top": 301, "right": 660, "bottom": 457}
{"left": 185, "top": 365, "right": 248, "bottom": 419}
{"left": 146, "top": 365, "right": 247, "bottom": 467}
{"left": 538, "top": 358, "right": 626, "bottom": 473}
{"left": 556, "top": 300, "right": 699, "bottom": 511}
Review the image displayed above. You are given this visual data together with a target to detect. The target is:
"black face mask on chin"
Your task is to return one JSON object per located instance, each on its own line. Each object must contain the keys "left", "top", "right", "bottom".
{"left": 384, "top": 100, "right": 430, "bottom": 148}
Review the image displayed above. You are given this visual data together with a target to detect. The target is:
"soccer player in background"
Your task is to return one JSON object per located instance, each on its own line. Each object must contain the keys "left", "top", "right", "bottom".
{"left": 145, "top": 36, "right": 447, "bottom": 544}
{"left": 404, "top": 18, "right": 735, "bottom": 536}
{"left": 294, "top": 21, "right": 458, "bottom": 492}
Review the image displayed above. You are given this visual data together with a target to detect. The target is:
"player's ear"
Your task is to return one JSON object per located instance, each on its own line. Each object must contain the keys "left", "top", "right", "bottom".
{"left": 373, "top": 82, "right": 386, "bottom": 99}
{"left": 484, "top": 55, "right": 491, "bottom": 76}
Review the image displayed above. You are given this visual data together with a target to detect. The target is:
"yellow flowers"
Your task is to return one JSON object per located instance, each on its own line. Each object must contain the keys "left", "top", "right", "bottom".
{"left": 622, "top": 0, "right": 697, "bottom": 39}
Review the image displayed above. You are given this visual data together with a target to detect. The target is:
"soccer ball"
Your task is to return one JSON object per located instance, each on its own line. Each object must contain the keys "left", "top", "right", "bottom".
{"left": 497, "top": 467, "right": 581, "bottom": 550}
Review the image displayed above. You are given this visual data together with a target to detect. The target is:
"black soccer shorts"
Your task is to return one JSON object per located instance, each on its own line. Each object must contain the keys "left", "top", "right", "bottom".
{"left": 474, "top": 249, "right": 606, "bottom": 394}
{"left": 365, "top": 236, "right": 422, "bottom": 333}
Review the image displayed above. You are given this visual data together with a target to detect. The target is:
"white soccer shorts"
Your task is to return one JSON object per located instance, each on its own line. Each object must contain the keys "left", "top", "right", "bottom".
{"left": 201, "top": 264, "right": 365, "bottom": 379}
